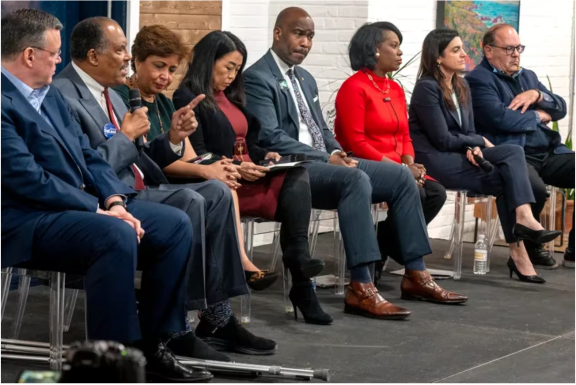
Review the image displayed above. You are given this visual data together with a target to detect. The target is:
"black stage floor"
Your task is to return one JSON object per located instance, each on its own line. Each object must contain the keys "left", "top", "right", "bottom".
{"left": 2, "top": 236, "right": 574, "bottom": 383}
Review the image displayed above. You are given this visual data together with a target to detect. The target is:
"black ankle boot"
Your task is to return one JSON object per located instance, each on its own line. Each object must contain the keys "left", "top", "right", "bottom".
{"left": 167, "top": 331, "right": 231, "bottom": 362}
{"left": 195, "top": 315, "right": 277, "bottom": 355}
{"left": 283, "top": 258, "right": 325, "bottom": 279}
{"left": 289, "top": 281, "right": 333, "bottom": 325}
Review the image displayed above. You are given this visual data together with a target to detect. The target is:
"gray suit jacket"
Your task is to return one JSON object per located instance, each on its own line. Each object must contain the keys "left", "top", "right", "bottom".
{"left": 53, "top": 64, "right": 182, "bottom": 188}
{"left": 243, "top": 50, "right": 341, "bottom": 162}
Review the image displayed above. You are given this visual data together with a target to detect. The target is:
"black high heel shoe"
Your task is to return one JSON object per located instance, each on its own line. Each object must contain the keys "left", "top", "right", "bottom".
{"left": 507, "top": 257, "right": 546, "bottom": 284}
{"left": 289, "top": 281, "right": 333, "bottom": 325}
{"left": 513, "top": 223, "right": 562, "bottom": 245}
{"left": 244, "top": 270, "right": 279, "bottom": 291}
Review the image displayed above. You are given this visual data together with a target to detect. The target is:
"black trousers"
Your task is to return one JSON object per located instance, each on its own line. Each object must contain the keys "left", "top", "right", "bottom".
{"left": 526, "top": 152, "right": 575, "bottom": 250}
{"left": 274, "top": 168, "right": 313, "bottom": 281}
{"left": 377, "top": 180, "right": 447, "bottom": 261}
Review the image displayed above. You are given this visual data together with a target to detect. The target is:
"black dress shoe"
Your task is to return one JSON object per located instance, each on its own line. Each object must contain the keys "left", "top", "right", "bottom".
{"left": 283, "top": 258, "right": 325, "bottom": 279}
{"left": 167, "top": 331, "right": 231, "bottom": 362}
{"left": 244, "top": 270, "right": 279, "bottom": 291}
{"left": 525, "top": 244, "right": 558, "bottom": 269}
{"left": 507, "top": 257, "right": 546, "bottom": 284}
{"left": 563, "top": 248, "right": 575, "bottom": 268}
{"left": 289, "top": 281, "right": 333, "bottom": 325}
{"left": 195, "top": 315, "right": 277, "bottom": 355}
{"left": 143, "top": 342, "right": 213, "bottom": 383}
{"left": 513, "top": 223, "right": 561, "bottom": 245}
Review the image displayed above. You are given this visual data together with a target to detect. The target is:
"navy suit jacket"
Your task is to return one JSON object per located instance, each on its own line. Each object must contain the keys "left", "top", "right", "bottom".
{"left": 1, "top": 73, "right": 134, "bottom": 267}
{"left": 465, "top": 58, "right": 570, "bottom": 155}
{"left": 243, "top": 50, "right": 341, "bottom": 162}
{"left": 409, "top": 76, "right": 485, "bottom": 159}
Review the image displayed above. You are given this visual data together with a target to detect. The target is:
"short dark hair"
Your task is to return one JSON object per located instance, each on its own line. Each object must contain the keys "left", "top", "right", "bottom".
{"left": 70, "top": 16, "right": 111, "bottom": 61}
{"left": 349, "top": 21, "right": 403, "bottom": 71}
{"left": 180, "top": 31, "right": 248, "bottom": 111}
{"left": 131, "top": 25, "right": 189, "bottom": 72}
{"left": 482, "top": 23, "right": 514, "bottom": 55}
{"left": 1, "top": 9, "right": 62, "bottom": 60}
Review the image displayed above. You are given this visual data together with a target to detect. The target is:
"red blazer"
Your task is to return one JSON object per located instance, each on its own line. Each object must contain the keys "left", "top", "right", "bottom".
{"left": 335, "top": 69, "right": 414, "bottom": 163}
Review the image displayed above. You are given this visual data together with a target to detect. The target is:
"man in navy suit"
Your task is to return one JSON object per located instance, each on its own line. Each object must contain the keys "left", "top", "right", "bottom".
{"left": 466, "top": 24, "right": 574, "bottom": 269}
{"left": 1, "top": 9, "right": 211, "bottom": 382}
{"left": 244, "top": 7, "right": 468, "bottom": 320}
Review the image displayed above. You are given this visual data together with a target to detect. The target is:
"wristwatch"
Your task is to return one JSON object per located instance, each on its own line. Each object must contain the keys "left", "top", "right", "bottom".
{"left": 107, "top": 200, "right": 127, "bottom": 211}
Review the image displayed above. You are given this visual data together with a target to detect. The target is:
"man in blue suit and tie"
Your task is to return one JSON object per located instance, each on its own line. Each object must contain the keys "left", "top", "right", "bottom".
{"left": 1, "top": 9, "right": 211, "bottom": 382}
{"left": 244, "top": 7, "right": 468, "bottom": 320}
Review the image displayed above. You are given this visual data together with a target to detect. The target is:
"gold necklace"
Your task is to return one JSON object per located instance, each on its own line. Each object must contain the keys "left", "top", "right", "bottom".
{"left": 363, "top": 70, "right": 390, "bottom": 95}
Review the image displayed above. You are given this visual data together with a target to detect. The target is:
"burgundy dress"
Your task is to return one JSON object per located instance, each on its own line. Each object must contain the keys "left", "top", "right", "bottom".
{"left": 214, "top": 91, "right": 287, "bottom": 220}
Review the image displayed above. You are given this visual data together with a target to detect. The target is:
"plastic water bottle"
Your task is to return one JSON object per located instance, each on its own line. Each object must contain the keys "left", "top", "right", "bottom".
{"left": 474, "top": 234, "right": 488, "bottom": 275}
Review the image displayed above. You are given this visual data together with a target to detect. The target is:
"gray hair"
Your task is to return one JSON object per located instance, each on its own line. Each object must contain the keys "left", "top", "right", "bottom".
{"left": 1, "top": 8, "right": 63, "bottom": 60}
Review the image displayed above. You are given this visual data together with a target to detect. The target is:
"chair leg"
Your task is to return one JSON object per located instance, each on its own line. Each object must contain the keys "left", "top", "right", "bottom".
{"left": 1, "top": 267, "right": 14, "bottom": 321}
{"left": 309, "top": 209, "right": 322, "bottom": 257}
{"left": 546, "top": 187, "right": 557, "bottom": 253}
{"left": 63, "top": 289, "right": 79, "bottom": 332}
{"left": 240, "top": 220, "right": 254, "bottom": 324}
{"left": 484, "top": 198, "right": 493, "bottom": 273}
{"left": 268, "top": 223, "right": 282, "bottom": 272}
{"left": 84, "top": 288, "right": 89, "bottom": 341}
{"left": 49, "top": 271, "right": 65, "bottom": 371}
{"left": 453, "top": 191, "right": 467, "bottom": 280}
{"left": 282, "top": 267, "right": 293, "bottom": 314}
{"left": 12, "top": 269, "right": 31, "bottom": 339}
{"left": 444, "top": 221, "right": 456, "bottom": 260}
{"left": 333, "top": 212, "right": 347, "bottom": 296}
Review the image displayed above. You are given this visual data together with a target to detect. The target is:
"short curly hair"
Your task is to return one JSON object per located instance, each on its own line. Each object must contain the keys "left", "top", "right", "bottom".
{"left": 131, "top": 25, "right": 189, "bottom": 72}
{"left": 349, "top": 22, "right": 403, "bottom": 72}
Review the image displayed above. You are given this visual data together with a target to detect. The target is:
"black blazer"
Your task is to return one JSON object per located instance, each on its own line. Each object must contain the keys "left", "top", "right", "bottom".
{"left": 409, "top": 76, "right": 485, "bottom": 155}
{"left": 173, "top": 87, "right": 268, "bottom": 164}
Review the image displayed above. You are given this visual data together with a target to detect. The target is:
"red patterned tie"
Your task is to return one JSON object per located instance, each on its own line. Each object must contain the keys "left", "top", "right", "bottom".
{"left": 103, "top": 88, "right": 146, "bottom": 190}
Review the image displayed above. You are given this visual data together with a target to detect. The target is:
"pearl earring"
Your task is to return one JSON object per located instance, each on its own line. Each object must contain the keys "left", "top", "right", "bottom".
{"left": 375, "top": 52, "right": 380, "bottom": 58}
{"left": 437, "top": 62, "right": 441, "bottom": 67}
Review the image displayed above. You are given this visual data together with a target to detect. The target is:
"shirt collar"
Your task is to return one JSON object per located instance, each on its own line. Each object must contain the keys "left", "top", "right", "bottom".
{"left": 489, "top": 61, "right": 523, "bottom": 78}
{"left": 1, "top": 65, "right": 50, "bottom": 111}
{"left": 72, "top": 61, "right": 106, "bottom": 95}
{"left": 270, "top": 49, "right": 293, "bottom": 76}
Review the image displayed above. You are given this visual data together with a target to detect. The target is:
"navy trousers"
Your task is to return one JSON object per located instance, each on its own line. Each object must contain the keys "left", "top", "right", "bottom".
{"left": 422, "top": 144, "right": 535, "bottom": 243}
{"left": 26, "top": 200, "right": 192, "bottom": 343}
{"left": 303, "top": 160, "right": 431, "bottom": 268}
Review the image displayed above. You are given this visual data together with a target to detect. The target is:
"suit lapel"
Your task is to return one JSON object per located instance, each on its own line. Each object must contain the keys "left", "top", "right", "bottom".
{"left": 264, "top": 51, "right": 299, "bottom": 129}
{"left": 65, "top": 64, "right": 111, "bottom": 136}
{"left": 447, "top": 108, "right": 462, "bottom": 130}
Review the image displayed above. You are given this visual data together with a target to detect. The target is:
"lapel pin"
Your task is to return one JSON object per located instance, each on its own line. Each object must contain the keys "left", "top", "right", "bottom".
{"left": 279, "top": 80, "right": 288, "bottom": 89}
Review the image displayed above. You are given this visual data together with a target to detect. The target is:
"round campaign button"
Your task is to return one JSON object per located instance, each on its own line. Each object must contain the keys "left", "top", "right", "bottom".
{"left": 103, "top": 123, "right": 117, "bottom": 139}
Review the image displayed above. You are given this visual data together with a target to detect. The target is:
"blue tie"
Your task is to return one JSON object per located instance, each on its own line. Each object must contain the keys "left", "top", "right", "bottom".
{"left": 286, "top": 69, "right": 327, "bottom": 153}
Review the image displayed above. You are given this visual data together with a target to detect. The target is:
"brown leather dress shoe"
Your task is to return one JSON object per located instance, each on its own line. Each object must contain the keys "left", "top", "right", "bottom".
{"left": 401, "top": 270, "right": 468, "bottom": 304}
{"left": 344, "top": 281, "right": 411, "bottom": 320}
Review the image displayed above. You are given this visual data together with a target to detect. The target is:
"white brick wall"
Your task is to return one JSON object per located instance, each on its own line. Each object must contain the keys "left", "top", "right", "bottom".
{"left": 222, "top": 0, "right": 574, "bottom": 244}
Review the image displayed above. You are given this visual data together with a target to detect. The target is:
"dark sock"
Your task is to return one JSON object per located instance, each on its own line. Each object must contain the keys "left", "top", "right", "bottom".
{"left": 200, "top": 300, "right": 232, "bottom": 328}
{"left": 350, "top": 263, "right": 372, "bottom": 283}
{"left": 405, "top": 257, "right": 426, "bottom": 271}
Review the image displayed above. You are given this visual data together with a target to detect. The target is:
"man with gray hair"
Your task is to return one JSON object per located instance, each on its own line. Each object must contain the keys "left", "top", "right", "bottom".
{"left": 466, "top": 24, "right": 574, "bottom": 269}
{"left": 1, "top": 9, "right": 211, "bottom": 382}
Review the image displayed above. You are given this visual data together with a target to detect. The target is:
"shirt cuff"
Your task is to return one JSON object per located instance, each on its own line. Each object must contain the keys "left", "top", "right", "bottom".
{"left": 169, "top": 141, "right": 184, "bottom": 155}
{"left": 331, "top": 149, "right": 342, "bottom": 155}
{"left": 533, "top": 110, "right": 541, "bottom": 123}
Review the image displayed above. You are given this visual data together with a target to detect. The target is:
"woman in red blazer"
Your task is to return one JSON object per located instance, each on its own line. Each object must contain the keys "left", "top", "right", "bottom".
{"left": 335, "top": 22, "right": 447, "bottom": 278}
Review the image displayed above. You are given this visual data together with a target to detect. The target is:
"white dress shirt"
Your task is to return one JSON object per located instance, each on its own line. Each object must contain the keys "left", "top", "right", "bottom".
{"left": 269, "top": 50, "right": 339, "bottom": 155}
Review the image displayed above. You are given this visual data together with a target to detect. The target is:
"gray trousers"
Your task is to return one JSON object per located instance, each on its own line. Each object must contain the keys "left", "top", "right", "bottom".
{"left": 303, "top": 160, "right": 432, "bottom": 269}
{"left": 136, "top": 180, "right": 248, "bottom": 310}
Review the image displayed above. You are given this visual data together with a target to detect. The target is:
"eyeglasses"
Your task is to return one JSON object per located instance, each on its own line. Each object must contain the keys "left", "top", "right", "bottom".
{"left": 488, "top": 45, "right": 525, "bottom": 55}
{"left": 30, "top": 46, "right": 62, "bottom": 58}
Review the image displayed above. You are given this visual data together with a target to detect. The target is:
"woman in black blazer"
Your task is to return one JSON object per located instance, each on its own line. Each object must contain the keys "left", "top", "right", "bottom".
{"left": 409, "top": 29, "right": 560, "bottom": 283}
{"left": 172, "top": 31, "right": 331, "bottom": 325}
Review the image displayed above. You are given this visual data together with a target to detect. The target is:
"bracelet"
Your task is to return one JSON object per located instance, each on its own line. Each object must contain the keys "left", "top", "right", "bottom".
{"left": 536, "top": 89, "right": 542, "bottom": 102}
{"left": 107, "top": 200, "right": 127, "bottom": 211}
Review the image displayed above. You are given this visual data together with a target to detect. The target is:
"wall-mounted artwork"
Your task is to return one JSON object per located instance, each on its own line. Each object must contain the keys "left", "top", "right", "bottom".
{"left": 436, "top": 1, "right": 520, "bottom": 71}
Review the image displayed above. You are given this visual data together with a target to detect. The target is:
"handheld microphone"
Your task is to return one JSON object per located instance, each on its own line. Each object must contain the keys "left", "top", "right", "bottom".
{"left": 466, "top": 146, "right": 494, "bottom": 172}
{"left": 128, "top": 89, "right": 144, "bottom": 153}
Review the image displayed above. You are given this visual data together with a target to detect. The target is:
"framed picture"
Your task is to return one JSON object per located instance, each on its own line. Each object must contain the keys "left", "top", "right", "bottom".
{"left": 436, "top": 1, "right": 520, "bottom": 71}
